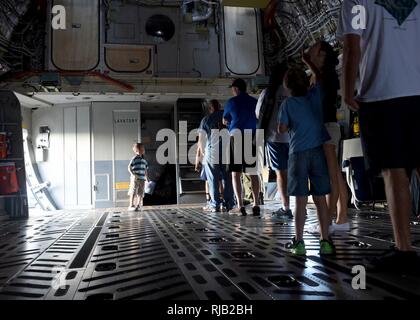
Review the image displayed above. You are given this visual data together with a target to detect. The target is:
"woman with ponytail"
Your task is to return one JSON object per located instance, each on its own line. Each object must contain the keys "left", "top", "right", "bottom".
{"left": 304, "top": 41, "right": 350, "bottom": 233}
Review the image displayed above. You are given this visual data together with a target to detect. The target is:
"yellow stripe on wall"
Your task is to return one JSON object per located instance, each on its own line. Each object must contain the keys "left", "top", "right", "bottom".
{"left": 115, "top": 182, "right": 130, "bottom": 190}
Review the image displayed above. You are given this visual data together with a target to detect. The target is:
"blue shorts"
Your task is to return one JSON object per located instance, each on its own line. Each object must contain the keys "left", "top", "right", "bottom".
{"left": 266, "top": 141, "right": 289, "bottom": 171}
{"left": 288, "top": 146, "right": 331, "bottom": 197}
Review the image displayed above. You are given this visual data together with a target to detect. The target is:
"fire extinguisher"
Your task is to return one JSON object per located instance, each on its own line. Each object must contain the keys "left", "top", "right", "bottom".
{"left": 0, "top": 162, "right": 19, "bottom": 194}
{"left": 353, "top": 115, "right": 360, "bottom": 138}
{"left": 0, "top": 132, "right": 8, "bottom": 159}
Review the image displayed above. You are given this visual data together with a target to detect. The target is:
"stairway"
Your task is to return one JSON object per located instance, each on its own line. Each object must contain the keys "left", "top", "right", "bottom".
{"left": 176, "top": 99, "right": 207, "bottom": 204}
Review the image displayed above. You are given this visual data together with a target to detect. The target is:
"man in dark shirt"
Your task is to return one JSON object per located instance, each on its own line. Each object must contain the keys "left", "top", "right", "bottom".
{"left": 223, "top": 79, "right": 261, "bottom": 216}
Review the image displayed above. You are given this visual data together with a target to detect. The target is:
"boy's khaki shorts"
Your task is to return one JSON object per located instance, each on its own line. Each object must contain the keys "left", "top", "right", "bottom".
{"left": 128, "top": 176, "right": 145, "bottom": 197}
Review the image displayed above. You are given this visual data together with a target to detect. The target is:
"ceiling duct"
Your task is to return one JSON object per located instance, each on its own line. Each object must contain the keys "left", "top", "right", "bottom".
{"left": 263, "top": 0, "right": 342, "bottom": 65}
{"left": 0, "top": 0, "right": 45, "bottom": 75}
{"left": 182, "top": 0, "right": 214, "bottom": 23}
{"left": 145, "top": 14, "right": 176, "bottom": 41}
{"left": 0, "top": 0, "right": 33, "bottom": 75}
{"left": 0, "top": 0, "right": 32, "bottom": 40}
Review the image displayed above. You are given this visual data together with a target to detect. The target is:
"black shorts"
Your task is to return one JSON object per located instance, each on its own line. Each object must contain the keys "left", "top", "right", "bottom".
{"left": 359, "top": 96, "right": 420, "bottom": 171}
{"left": 228, "top": 135, "right": 257, "bottom": 173}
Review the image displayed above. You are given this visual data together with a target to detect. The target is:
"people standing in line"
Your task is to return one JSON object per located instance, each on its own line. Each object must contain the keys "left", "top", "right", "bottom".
{"left": 243, "top": 173, "right": 264, "bottom": 205}
{"left": 223, "top": 79, "right": 261, "bottom": 216}
{"left": 128, "top": 143, "right": 149, "bottom": 212}
{"left": 339, "top": 0, "right": 420, "bottom": 274}
{"left": 197, "top": 99, "right": 235, "bottom": 212}
{"left": 256, "top": 63, "right": 292, "bottom": 218}
{"left": 278, "top": 67, "right": 335, "bottom": 256}
{"left": 303, "top": 41, "right": 350, "bottom": 233}
{"left": 242, "top": 174, "right": 254, "bottom": 206}
{"left": 195, "top": 138, "right": 212, "bottom": 210}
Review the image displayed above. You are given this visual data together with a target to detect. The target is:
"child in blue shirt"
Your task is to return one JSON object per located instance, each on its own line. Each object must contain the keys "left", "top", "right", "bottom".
{"left": 278, "top": 63, "right": 335, "bottom": 256}
{"left": 128, "top": 143, "right": 149, "bottom": 212}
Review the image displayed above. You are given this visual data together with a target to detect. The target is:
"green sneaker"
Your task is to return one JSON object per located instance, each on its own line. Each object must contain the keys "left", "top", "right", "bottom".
{"left": 290, "top": 238, "right": 306, "bottom": 256}
{"left": 320, "top": 239, "right": 336, "bottom": 256}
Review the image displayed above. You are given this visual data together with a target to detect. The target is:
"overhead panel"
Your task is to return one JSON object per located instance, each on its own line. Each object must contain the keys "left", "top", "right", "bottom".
{"left": 223, "top": 7, "right": 262, "bottom": 76}
{"left": 105, "top": 45, "right": 153, "bottom": 74}
{"left": 51, "top": 0, "right": 99, "bottom": 71}
{"left": 222, "top": 0, "right": 270, "bottom": 8}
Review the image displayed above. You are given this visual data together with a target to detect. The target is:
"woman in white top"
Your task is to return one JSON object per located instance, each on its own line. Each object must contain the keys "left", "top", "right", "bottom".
{"left": 256, "top": 64, "right": 293, "bottom": 218}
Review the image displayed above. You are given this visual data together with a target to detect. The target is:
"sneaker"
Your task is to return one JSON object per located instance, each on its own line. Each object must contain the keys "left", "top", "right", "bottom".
{"left": 307, "top": 224, "right": 334, "bottom": 235}
{"left": 202, "top": 204, "right": 212, "bottom": 211}
{"left": 367, "top": 247, "right": 420, "bottom": 275}
{"left": 252, "top": 206, "right": 261, "bottom": 217}
{"left": 210, "top": 207, "right": 221, "bottom": 213}
{"left": 287, "top": 238, "right": 306, "bottom": 256}
{"left": 320, "top": 239, "right": 336, "bottom": 256}
{"left": 229, "top": 207, "right": 247, "bottom": 216}
{"left": 307, "top": 224, "right": 321, "bottom": 234}
{"left": 128, "top": 206, "right": 136, "bottom": 212}
{"left": 223, "top": 205, "right": 234, "bottom": 212}
{"left": 275, "top": 208, "right": 293, "bottom": 219}
{"left": 240, "top": 207, "right": 247, "bottom": 216}
{"left": 330, "top": 222, "right": 351, "bottom": 233}
{"left": 203, "top": 205, "right": 219, "bottom": 213}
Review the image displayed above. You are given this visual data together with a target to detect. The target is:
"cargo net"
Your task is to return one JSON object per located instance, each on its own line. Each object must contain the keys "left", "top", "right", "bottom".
{"left": 263, "top": 0, "right": 342, "bottom": 67}
{"left": 0, "top": 0, "right": 45, "bottom": 75}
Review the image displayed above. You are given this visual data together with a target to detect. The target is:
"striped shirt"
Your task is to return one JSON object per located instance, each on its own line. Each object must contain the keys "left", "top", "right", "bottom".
{"left": 129, "top": 155, "right": 148, "bottom": 180}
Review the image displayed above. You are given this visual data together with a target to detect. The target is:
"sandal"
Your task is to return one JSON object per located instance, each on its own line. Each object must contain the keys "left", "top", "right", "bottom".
{"left": 252, "top": 206, "right": 261, "bottom": 217}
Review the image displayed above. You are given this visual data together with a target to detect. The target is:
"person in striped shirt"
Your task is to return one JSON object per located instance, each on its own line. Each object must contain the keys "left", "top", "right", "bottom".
{"left": 128, "top": 143, "right": 149, "bottom": 211}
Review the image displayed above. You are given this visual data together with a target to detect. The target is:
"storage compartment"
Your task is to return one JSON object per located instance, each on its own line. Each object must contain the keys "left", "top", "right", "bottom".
{"left": 223, "top": 7, "right": 263, "bottom": 76}
{"left": 51, "top": 0, "right": 100, "bottom": 70}
{"left": 105, "top": 45, "right": 153, "bottom": 74}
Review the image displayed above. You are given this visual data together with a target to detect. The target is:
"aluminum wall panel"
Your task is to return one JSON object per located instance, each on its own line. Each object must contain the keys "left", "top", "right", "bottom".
{"left": 63, "top": 107, "right": 78, "bottom": 206}
{"left": 51, "top": 0, "right": 100, "bottom": 71}
{"left": 223, "top": 7, "right": 263, "bottom": 76}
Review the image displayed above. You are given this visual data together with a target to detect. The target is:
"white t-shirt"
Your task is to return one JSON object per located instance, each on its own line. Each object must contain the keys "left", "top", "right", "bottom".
{"left": 337, "top": 0, "right": 420, "bottom": 102}
{"left": 256, "top": 88, "right": 289, "bottom": 143}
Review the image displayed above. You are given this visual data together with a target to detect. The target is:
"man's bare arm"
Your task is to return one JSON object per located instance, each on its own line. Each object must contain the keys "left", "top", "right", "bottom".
{"left": 195, "top": 132, "right": 205, "bottom": 172}
{"left": 302, "top": 49, "right": 323, "bottom": 85}
{"left": 342, "top": 34, "right": 361, "bottom": 111}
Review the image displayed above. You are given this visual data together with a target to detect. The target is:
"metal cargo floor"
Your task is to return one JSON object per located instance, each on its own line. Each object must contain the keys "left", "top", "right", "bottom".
{"left": 0, "top": 205, "right": 419, "bottom": 300}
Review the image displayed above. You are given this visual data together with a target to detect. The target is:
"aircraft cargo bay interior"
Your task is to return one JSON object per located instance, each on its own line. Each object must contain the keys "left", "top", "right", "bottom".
{"left": 0, "top": 0, "right": 419, "bottom": 306}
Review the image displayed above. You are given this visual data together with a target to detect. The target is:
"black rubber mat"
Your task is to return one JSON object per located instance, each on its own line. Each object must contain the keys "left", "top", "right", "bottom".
{"left": 0, "top": 206, "right": 419, "bottom": 300}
